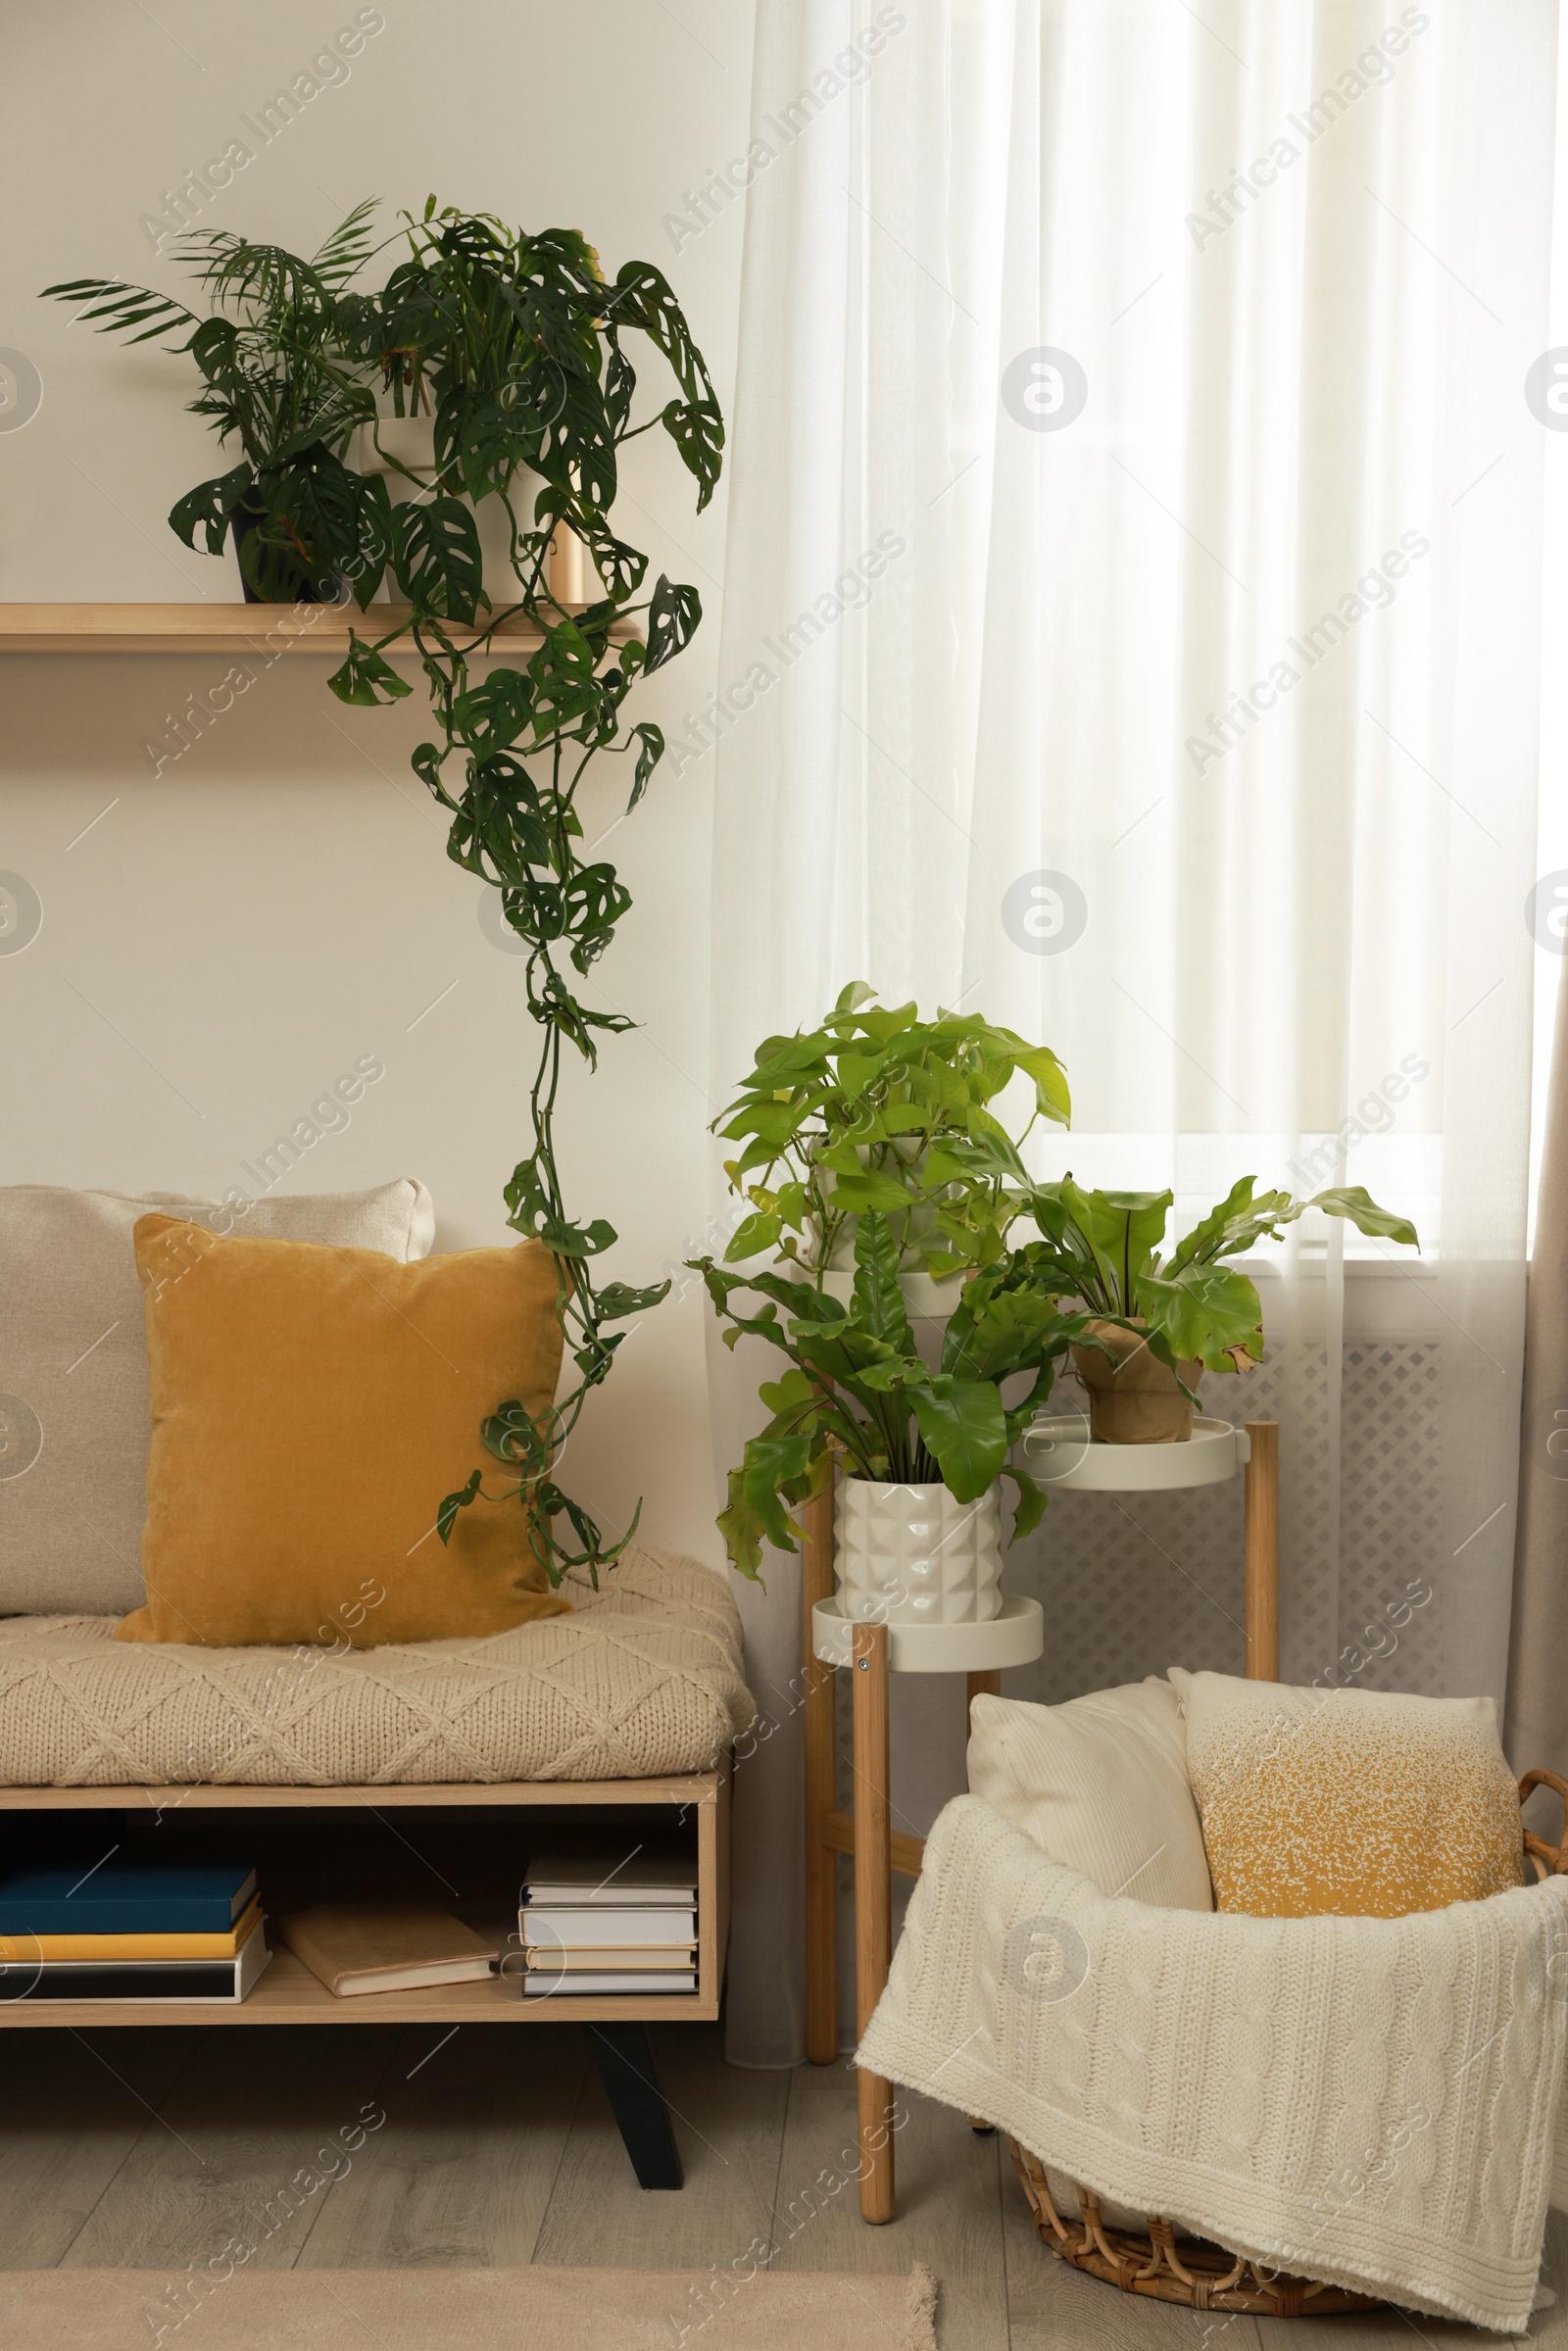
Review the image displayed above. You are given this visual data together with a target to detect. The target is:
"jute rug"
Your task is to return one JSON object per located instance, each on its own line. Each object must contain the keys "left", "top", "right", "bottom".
{"left": 0, "top": 2262, "right": 940, "bottom": 2349}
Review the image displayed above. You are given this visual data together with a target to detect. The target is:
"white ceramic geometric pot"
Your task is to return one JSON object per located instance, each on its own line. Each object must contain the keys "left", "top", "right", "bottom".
{"left": 834, "top": 1480, "right": 1004, "bottom": 1625}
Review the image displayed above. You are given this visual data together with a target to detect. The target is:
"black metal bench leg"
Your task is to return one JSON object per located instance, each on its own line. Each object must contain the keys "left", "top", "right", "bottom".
{"left": 585, "top": 2023, "right": 684, "bottom": 2189}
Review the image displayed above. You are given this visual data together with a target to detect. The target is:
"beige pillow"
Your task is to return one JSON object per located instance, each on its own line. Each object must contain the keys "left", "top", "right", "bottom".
{"left": 1170, "top": 1668, "right": 1526, "bottom": 1918}
{"left": 967, "top": 1680, "right": 1214, "bottom": 1911}
{"left": 0, "top": 1182, "right": 434, "bottom": 1618}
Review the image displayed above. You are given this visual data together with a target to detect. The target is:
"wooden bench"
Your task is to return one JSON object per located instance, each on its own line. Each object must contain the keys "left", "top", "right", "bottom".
{"left": 0, "top": 1763, "right": 730, "bottom": 2189}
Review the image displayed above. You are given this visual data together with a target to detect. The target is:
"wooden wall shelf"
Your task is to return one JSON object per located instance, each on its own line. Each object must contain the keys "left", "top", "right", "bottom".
{"left": 0, "top": 603, "right": 636, "bottom": 658}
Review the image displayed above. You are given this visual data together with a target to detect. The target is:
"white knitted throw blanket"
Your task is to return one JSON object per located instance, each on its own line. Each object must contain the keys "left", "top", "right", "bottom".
{"left": 858, "top": 1796, "right": 1568, "bottom": 2333}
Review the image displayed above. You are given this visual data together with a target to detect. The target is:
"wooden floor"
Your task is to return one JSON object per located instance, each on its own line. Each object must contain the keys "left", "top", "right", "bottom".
{"left": 2, "top": 2018, "right": 1564, "bottom": 2346}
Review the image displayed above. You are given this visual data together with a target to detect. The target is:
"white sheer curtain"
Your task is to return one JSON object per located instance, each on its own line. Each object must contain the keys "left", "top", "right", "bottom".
{"left": 709, "top": 0, "right": 1559, "bottom": 2066}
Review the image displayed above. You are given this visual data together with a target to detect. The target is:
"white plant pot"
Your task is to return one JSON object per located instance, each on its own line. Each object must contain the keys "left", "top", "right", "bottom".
{"left": 351, "top": 421, "right": 587, "bottom": 607}
{"left": 780, "top": 1262, "right": 964, "bottom": 1322}
{"left": 834, "top": 1480, "right": 1004, "bottom": 1625}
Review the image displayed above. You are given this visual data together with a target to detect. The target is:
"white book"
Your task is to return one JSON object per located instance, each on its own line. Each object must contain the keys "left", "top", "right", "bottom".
{"left": 523, "top": 1946, "right": 696, "bottom": 1971}
{"left": 518, "top": 1905, "right": 697, "bottom": 1947}
{"left": 522, "top": 1968, "right": 697, "bottom": 1998}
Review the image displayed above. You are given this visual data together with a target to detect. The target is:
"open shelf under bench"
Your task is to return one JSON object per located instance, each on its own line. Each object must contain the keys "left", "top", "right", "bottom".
{"left": 0, "top": 1770, "right": 729, "bottom": 2027}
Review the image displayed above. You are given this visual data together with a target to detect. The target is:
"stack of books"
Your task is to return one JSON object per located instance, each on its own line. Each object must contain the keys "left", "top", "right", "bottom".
{"left": 0, "top": 1860, "right": 270, "bottom": 2003}
{"left": 520, "top": 1848, "right": 697, "bottom": 1998}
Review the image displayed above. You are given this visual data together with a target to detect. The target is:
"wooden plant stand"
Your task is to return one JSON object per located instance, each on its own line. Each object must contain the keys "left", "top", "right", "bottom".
{"left": 803, "top": 1418, "right": 1281, "bottom": 2224}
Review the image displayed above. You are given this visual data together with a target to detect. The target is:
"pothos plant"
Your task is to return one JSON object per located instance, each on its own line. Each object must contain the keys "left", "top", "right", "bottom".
{"left": 713, "top": 982, "right": 1072, "bottom": 1280}
{"left": 691, "top": 988, "right": 1097, "bottom": 1578}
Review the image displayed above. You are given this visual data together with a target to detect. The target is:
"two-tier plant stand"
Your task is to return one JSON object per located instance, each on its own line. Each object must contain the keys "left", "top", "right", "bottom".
{"left": 802, "top": 1415, "right": 1280, "bottom": 2223}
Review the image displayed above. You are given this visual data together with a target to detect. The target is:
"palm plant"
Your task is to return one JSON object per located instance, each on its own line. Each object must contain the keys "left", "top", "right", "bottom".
{"left": 44, "top": 205, "right": 385, "bottom": 601}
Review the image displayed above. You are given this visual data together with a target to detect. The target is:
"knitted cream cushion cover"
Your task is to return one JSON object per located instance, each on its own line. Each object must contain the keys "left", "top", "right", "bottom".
{"left": 966, "top": 1680, "right": 1213, "bottom": 1911}
{"left": 1170, "top": 1668, "right": 1526, "bottom": 1917}
{"left": 0, "top": 1181, "right": 433, "bottom": 1619}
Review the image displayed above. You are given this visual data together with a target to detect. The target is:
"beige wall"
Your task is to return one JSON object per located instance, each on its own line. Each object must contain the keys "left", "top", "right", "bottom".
{"left": 0, "top": 0, "right": 755, "bottom": 1565}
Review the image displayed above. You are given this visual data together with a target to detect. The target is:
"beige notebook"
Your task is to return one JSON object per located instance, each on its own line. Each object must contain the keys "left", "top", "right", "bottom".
{"left": 279, "top": 1904, "right": 499, "bottom": 1997}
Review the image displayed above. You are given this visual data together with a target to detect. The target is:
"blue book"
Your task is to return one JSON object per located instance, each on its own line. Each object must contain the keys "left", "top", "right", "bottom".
{"left": 0, "top": 1861, "right": 257, "bottom": 1936}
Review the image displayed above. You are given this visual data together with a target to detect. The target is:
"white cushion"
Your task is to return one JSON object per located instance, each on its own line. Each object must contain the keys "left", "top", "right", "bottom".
{"left": 0, "top": 1182, "right": 434, "bottom": 1618}
{"left": 966, "top": 1679, "right": 1213, "bottom": 1911}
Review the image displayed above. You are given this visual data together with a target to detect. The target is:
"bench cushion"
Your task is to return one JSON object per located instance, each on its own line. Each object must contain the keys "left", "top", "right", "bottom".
{"left": 0, "top": 1547, "right": 751, "bottom": 1787}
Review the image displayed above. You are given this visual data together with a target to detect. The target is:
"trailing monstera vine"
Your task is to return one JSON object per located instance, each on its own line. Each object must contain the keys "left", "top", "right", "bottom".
{"left": 330, "top": 203, "right": 723, "bottom": 1583}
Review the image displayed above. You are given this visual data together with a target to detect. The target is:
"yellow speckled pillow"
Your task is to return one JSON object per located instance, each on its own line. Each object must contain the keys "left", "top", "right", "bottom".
{"left": 1169, "top": 1669, "right": 1525, "bottom": 1918}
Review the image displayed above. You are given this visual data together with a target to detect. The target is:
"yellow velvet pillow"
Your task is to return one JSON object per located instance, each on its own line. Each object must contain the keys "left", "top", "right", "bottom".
{"left": 1171, "top": 1669, "right": 1525, "bottom": 1918}
{"left": 117, "top": 1215, "right": 572, "bottom": 1647}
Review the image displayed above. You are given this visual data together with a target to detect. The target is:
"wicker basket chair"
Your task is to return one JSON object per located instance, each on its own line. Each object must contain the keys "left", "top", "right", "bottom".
{"left": 1002, "top": 1572, "right": 1568, "bottom": 2318}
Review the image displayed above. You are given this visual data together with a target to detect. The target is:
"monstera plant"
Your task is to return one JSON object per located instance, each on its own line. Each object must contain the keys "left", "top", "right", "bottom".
{"left": 48, "top": 198, "right": 724, "bottom": 1580}
{"left": 337, "top": 205, "right": 722, "bottom": 1580}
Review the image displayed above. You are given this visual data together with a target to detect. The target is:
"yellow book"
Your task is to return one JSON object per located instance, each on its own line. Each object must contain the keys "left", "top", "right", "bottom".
{"left": 0, "top": 1894, "right": 264, "bottom": 1962}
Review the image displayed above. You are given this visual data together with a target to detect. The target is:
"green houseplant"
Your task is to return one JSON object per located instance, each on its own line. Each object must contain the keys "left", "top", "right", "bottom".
{"left": 711, "top": 982, "right": 1071, "bottom": 1295}
{"left": 692, "top": 988, "right": 1094, "bottom": 1590}
{"left": 329, "top": 203, "right": 722, "bottom": 1583}
{"left": 1015, "top": 1177, "right": 1420, "bottom": 1442}
{"left": 44, "top": 206, "right": 386, "bottom": 603}
{"left": 697, "top": 988, "right": 1425, "bottom": 1577}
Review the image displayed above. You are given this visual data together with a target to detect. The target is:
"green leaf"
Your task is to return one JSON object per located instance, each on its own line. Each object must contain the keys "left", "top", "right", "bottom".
{"left": 1004, "top": 1464, "right": 1049, "bottom": 1542}
{"left": 169, "top": 461, "right": 254, "bottom": 556}
{"left": 328, "top": 635, "right": 415, "bottom": 707}
{"left": 454, "top": 666, "right": 535, "bottom": 757}
{"left": 724, "top": 1210, "right": 783, "bottom": 1262}
{"left": 41, "top": 275, "right": 199, "bottom": 347}
{"left": 717, "top": 1434, "right": 815, "bottom": 1577}
{"left": 1167, "top": 1177, "right": 1271, "bottom": 1273}
{"left": 643, "top": 572, "right": 701, "bottom": 672}
{"left": 1012, "top": 1045, "right": 1072, "bottom": 1127}
{"left": 437, "top": 1468, "right": 483, "bottom": 1543}
{"left": 851, "top": 1214, "right": 916, "bottom": 1357}
{"left": 1307, "top": 1186, "right": 1420, "bottom": 1251}
{"left": 826, "top": 1170, "right": 917, "bottom": 1214}
{"left": 625, "top": 721, "right": 663, "bottom": 809}
{"left": 835, "top": 980, "right": 878, "bottom": 1013}
{"left": 1137, "top": 1264, "right": 1263, "bottom": 1370}
{"left": 595, "top": 1279, "right": 670, "bottom": 1320}
{"left": 910, "top": 1379, "right": 1008, "bottom": 1503}
{"left": 392, "top": 494, "right": 484, "bottom": 622}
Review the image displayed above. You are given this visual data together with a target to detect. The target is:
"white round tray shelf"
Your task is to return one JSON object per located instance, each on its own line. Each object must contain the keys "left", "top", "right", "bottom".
{"left": 1013, "top": 1414, "right": 1250, "bottom": 1493}
{"left": 811, "top": 1592, "right": 1044, "bottom": 1676}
